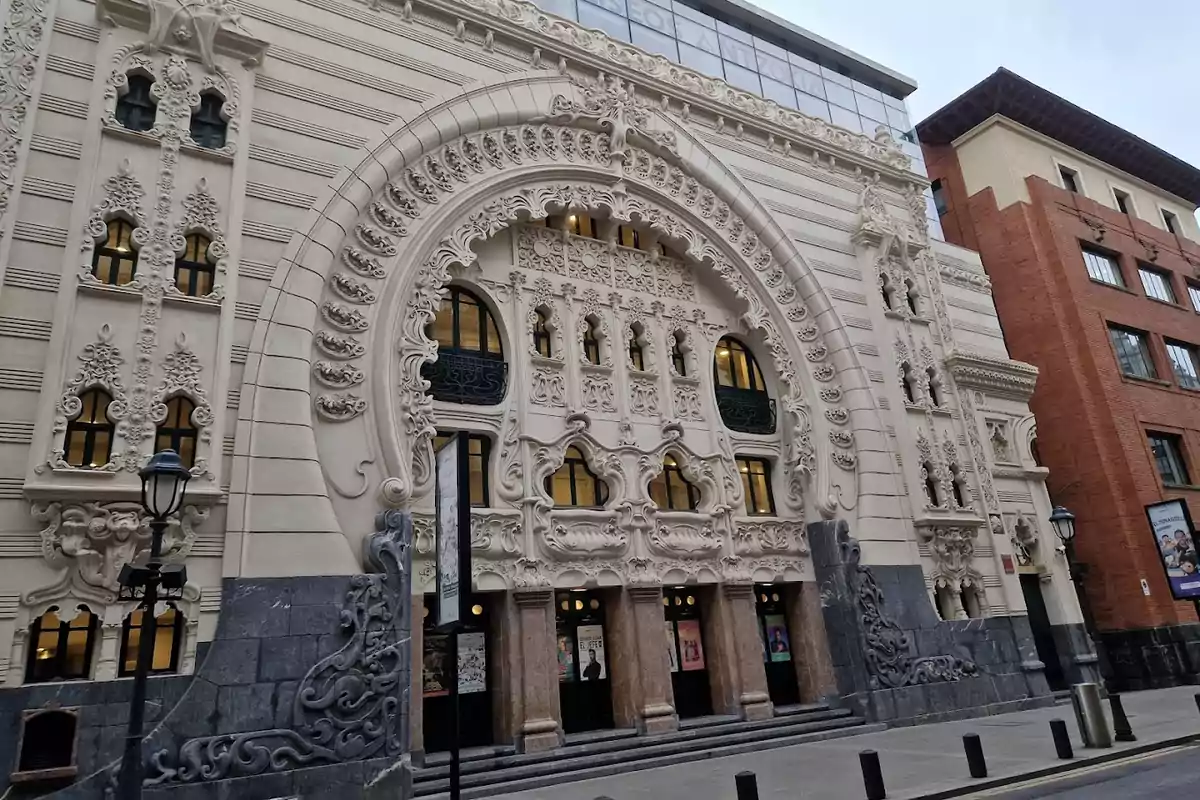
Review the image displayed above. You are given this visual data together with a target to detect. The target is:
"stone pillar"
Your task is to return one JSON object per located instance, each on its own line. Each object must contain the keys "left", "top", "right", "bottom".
{"left": 491, "top": 590, "right": 520, "bottom": 746}
{"left": 616, "top": 586, "right": 678, "bottom": 734}
{"left": 719, "top": 583, "right": 773, "bottom": 721}
{"left": 409, "top": 598, "right": 424, "bottom": 764}
{"left": 786, "top": 582, "right": 837, "bottom": 703}
{"left": 514, "top": 590, "right": 561, "bottom": 752}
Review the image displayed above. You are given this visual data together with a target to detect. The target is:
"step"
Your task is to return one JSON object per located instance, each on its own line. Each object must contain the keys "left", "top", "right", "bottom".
{"left": 417, "top": 718, "right": 884, "bottom": 799}
{"left": 416, "top": 706, "right": 853, "bottom": 781}
{"left": 414, "top": 712, "right": 869, "bottom": 796}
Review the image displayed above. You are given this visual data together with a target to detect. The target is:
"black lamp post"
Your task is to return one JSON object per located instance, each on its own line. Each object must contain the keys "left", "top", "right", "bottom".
{"left": 116, "top": 449, "right": 191, "bottom": 800}
{"left": 1050, "top": 505, "right": 1109, "bottom": 687}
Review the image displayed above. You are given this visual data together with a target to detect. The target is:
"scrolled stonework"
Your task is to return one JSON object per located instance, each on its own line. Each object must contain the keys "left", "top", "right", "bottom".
{"left": 543, "top": 520, "right": 628, "bottom": 558}
{"left": 315, "top": 393, "right": 367, "bottom": 421}
{"left": 153, "top": 333, "right": 216, "bottom": 480}
{"left": 80, "top": 160, "right": 150, "bottom": 288}
{"left": 917, "top": 524, "right": 983, "bottom": 591}
{"left": 733, "top": 519, "right": 808, "bottom": 556}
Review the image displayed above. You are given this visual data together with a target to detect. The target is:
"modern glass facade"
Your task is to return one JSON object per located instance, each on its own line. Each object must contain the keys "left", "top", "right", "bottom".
{"left": 530, "top": 0, "right": 944, "bottom": 238}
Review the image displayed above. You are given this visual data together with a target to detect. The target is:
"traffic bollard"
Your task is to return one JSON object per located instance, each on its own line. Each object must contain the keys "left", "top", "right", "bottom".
{"left": 1109, "top": 694, "right": 1136, "bottom": 742}
{"left": 1194, "top": 693, "right": 1200, "bottom": 716}
{"left": 1049, "top": 719, "right": 1074, "bottom": 759}
{"left": 735, "top": 771, "right": 760, "bottom": 800}
{"left": 963, "top": 733, "right": 987, "bottom": 779}
{"left": 859, "top": 750, "right": 886, "bottom": 800}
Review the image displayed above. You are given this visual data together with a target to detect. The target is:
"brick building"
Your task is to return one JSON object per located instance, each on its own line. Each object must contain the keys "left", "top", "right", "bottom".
{"left": 918, "top": 68, "right": 1200, "bottom": 690}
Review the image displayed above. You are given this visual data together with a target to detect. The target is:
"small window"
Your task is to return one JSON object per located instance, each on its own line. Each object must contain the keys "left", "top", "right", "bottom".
{"left": 1108, "top": 325, "right": 1157, "bottom": 379}
{"left": 1162, "top": 209, "right": 1179, "bottom": 235}
{"left": 155, "top": 396, "right": 198, "bottom": 469}
{"left": 175, "top": 233, "right": 215, "bottom": 296}
{"left": 533, "top": 309, "right": 552, "bottom": 358}
{"left": 901, "top": 363, "right": 917, "bottom": 404}
{"left": 950, "top": 465, "right": 967, "bottom": 508}
{"left": 628, "top": 324, "right": 646, "bottom": 371}
{"left": 92, "top": 218, "right": 139, "bottom": 285}
{"left": 1139, "top": 266, "right": 1176, "bottom": 303}
{"left": 927, "top": 368, "right": 942, "bottom": 407}
{"left": 582, "top": 316, "right": 602, "bottom": 365}
{"left": 737, "top": 457, "right": 775, "bottom": 516}
{"left": 1189, "top": 284, "right": 1200, "bottom": 313}
{"left": 115, "top": 74, "right": 155, "bottom": 132}
{"left": 1082, "top": 248, "right": 1123, "bottom": 287}
{"left": 189, "top": 92, "right": 227, "bottom": 149}
{"left": 617, "top": 224, "right": 642, "bottom": 250}
{"left": 880, "top": 273, "right": 894, "bottom": 310}
{"left": 118, "top": 605, "right": 185, "bottom": 677}
{"left": 1113, "top": 188, "right": 1132, "bottom": 216}
{"left": 930, "top": 178, "right": 947, "bottom": 216}
{"left": 567, "top": 213, "right": 599, "bottom": 239}
{"left": 433, "top": 432, "right": 491, "bottom": 506}
{"left": 24, "top": 606, "right": 97, "bottom": 683}
{"left": 64, "top": 388, "right": 115, "bottom": 468}
{"left": 1148, "top": 432, "right": 1190, "bottom": 486}
{"left": 546, "top": 445, "right": 609, "bottom": 507}
{"left": 1059, "top": 166, "right": 1079, "bottom": 194}
{"left": 650, "top": 453, "right": 701, "bottom": 511}
{"left": 1166, "top": 341, "right": 1200, "bottom": 390}
{"left": 670, "top": 331, "right": 688, "bottom": 377}
{"left": 922, "top": 462, "right": 940, "bottom": 507}
{"left": 905, "top": 278, "right": 919, "bottom": 315}
{"left": 14, "top": 708, "right": 79, "bottom": 780}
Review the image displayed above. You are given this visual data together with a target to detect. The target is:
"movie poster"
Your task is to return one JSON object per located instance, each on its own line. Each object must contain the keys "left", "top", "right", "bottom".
{"left": 575, "top": 624, "right": 607, "bottom": 681}
{"left": 557, "top": 633, "right": 575, "bottom": 682}
{"left": 764, "top": 614, "right": 792, "bottom": 663}
{"left": 666, "top": 621, "right": 679, "bottom": 673}
{"left": 458, "top": 631, "right": 487, "bottom": 694}
{"left": 423, "top": 632, "right": 449, "bottom": 697}
{"left": 676, "top": 619, "right": 705, "bottom": 672}
{"left": 1146, "top": 499, "right": 1200, "bottom": 600}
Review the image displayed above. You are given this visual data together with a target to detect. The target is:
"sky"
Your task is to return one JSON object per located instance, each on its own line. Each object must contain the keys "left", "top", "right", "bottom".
{"left": 751, "top": 0, "right": 1200, "bottom": 171}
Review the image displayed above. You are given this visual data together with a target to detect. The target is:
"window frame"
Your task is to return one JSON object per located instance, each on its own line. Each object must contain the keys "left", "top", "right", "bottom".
{"left": 714, "top": 336, "right": 766, "bottom": 391}
{"left": 1107, "top": 325, "right": 1157, "bottom": 380}
{"left": 24, "top": 606, "right": 97, "bottom": 684}
{"left": 1188, "top": 283, "right": 1200, "bottom": 313}
{"left": 1111, "top": 187, "right": 1133, "bottom": 216}
{"left": 1138, "top": 264, "right": 1176, "bottom": 304}
{"left": 155, "top": 395, "right": 199, "bottom": 469}
{"left": 650, "top": 453, "right": 701, "bottom": 511}
{"left": 117, "top": 604, "right": 185, "bottom": 677}
{"left": 930, "top": 178, "right": 947, "bottom": 216}
{"left": 431, "top": 286, "right": 504, "bottom": 358}
{"left": 189, "top": 91, "right": 227, "bottom": 149}
{"left": 115, "top": 73, "right": 156, "bottom": 132}
{"left": 1058, "top": 165, "right": 1080, "bottom": 194}
{"left": 1165, "top": 340, "right": 1200, "bottom": 391}
{"left": 736, "top": 456, "right": 775, "bottom": 516}
{"left": 434, "top": 432, "right": 491, "bottom": 506}
{"left": 1148, "top": 432, "right": 1191, "bottom": 486}
{"left": 92, "top": 218, "right": 139, "bottom": 286}
{"left": 64, "top": 388, "right": 116, "bottom": 469}
{"left": 533, "top": 309, "right": 552, "bottom": 358}
{"left": 1081, "top": 246, "right": 1124, "bottom": 287}
{"left": 582, "top": 316, "right": 602, "bottom": 365}
{"left": 174, "top": 233, "right": 215, "bottom": 297}
{"left": 670, "top": 331, "right": 688, "bottom": 376}
{"left": 1162, "top": 209, "right": 1180, "bottom": 235}
{"left": 628, "top": 324, "right": 646, "bottom": 371}
{"left": 545, "top": 445, "right": 610, "bottom": 508}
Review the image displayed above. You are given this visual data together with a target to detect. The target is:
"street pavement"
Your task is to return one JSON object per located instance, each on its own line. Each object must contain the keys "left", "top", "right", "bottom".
{"left": 489, "top": 685, "right": 1200, "bottom": 800}
{"left": 967, "top": 743, "right": 1200, "bottom": 798}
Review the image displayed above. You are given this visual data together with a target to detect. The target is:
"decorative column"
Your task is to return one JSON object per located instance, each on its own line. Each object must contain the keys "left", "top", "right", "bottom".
{"left": 514, "top": 590, "right": 561, "bottom": 753}
{"left": 408, "top": 600, "right": 424, "bottom": 763}
{"left": 720, "top": 584, "right": 773, "bottom": 721}
{"left": 625, "top": 586, "right": 678, "bottom": 734}
{"left": 785, "top": 583, "right": 837, "bottom": 703}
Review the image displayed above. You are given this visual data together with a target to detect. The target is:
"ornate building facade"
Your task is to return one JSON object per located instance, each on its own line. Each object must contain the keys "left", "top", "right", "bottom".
{"left": 0, "top": 0, "right": 1088, "bottom": 796}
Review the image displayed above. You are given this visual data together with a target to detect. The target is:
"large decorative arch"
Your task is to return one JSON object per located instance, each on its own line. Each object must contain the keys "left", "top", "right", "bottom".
{"left": 232, "top": 72, "right": 890, "bottom": 574}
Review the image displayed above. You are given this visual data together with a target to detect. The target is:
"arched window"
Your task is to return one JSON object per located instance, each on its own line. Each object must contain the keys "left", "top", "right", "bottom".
{"left": 92, "top": 218, "right": 138, "bottom": 285}
{"left": 156, "top": 396, "right": 198, "bottom": 469}
{"left": 880, "top": 273, "right": 894, "bottom": 309}
{"left": 628, "top": 324, "right": 646, "bottom": 371}
{"left": 650, "top": 453, "right": 700, "bottom": 511}
{"left": 64, "top": 388, "right": 115, "bottom": 468}
{"left": 582, "top": 316, "right": 602, "bottom": 365}
{"left": 546, "top": 445, "right": 609, "bottom": 507}
{"left": 922, "top": 462, "right": 940, "bottom": 507}
{"left": 423, "top": 286, "right": 506, "bottom": 405}
{"left": 714, "top": 337, "right": 775, "bottom": 435}
{"left": 950, "top": 465, "right": 968, "bottom": 508}
{"left": 905, "top": 278, "right": 920, "bottom": 315}
{"left": 533, "top": 309, "right": 552, "bottom": 358}
{"left": 190, "top": 92, "right": 227, "bottom": 149}
{"left": 670, "top": 331, "right": 688, "bottom": 377}
{"left": 961, "top": 586, "right": 984, "bottom": 619}
{"left": 901, "top": 364, "right": 917, "bottom": 404}
{"left": 119, "top": 604, "right": 185, "bottom": 677}
{"left": 115, "top": 74, "right": 155, "bottom": 132}
{"left": 927, "top": 368, "right": 942, "bottom": 407}
{"left": 175, "top": 233, "right": 215, "bottom": 296}
{"left": 25, "top": 606, "right": 97, "bottom": 683}
{"left": 934, "top": 585, "right": 957, "bottom": 621}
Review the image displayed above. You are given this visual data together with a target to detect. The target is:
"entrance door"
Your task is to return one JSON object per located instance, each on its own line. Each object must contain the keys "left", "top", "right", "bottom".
{"left": 756, "top": 585, "right": 800, "bottom": 707}
{"left": 422, "top": 594, "right": 494, "bottom": 752}
{"left": 664, "top": 587, "right": 713, "bottom": 718}
{"left": 1020, "top": 574, "right": 1066, "bottom": 691}
{"left": 556, "top": 590, "right": 614, "bottom": 734}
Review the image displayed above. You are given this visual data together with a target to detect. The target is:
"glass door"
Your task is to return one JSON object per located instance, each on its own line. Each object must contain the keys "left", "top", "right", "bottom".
{"left": 422, "top": 594, "right": 494, "bottom": 751}
{"left": 664, "top": 587, "right": 713, "bottom": 719}
{"left": 756, "top": 585, "right": 800, "bottom": 707}
{"left": 556, "top": 590, "right": 615, "bottom": 734}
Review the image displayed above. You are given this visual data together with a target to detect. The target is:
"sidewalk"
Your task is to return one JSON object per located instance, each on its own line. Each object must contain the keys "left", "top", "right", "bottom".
{"left": 490, "top": 686, "right": 1200, "bottom": 800}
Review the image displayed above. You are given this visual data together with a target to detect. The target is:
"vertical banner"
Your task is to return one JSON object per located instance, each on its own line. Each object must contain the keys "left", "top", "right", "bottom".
{"left": 1146, "top": 499, "right": 1200, "bottom": 600}
{"left": 764, "top": 614, "right": 791, "bottom": 662}
{"left": 576, "top": 624, "right": 607, "bottom": 681}
{"left": 436, "top": 435, "right": 472, "bottom": 630}
{"left": 677, "top": 619, "right": 705, "bottom": 671}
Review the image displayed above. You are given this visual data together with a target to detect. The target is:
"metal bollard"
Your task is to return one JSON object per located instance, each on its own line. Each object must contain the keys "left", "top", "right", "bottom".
{"left": 859, "top": 750, "right": 886, "bottom": 800}
{"left": 1194, "top": 693, "right": 1200, "bottom": 716}
{"left": 735, "top": 771, "right": 760, "bottom": 800}
{"left": 1109, "top": 694, "right": 1136, "bottom": 742}
{"left": 963, "top": 733, "right": 987, "bottom": 779}
{"left": 1049, "top": 719, "right": 1074, "bottom": 760}
{"left": 1070, "top": 682, "right": 1113, "bottom": 748}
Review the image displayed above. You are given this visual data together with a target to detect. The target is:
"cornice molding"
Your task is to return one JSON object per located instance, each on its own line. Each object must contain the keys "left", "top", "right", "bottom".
{"left": 944, "top": 350, "right": 1038, "bottom": 400}
{"left": 96, "top": 0, "right": 269, "bottom": 67}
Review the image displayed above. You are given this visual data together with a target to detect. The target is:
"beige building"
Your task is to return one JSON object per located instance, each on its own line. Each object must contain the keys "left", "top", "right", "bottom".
{"left": 0, "top": 0, "right": 1085, "bottom": 795}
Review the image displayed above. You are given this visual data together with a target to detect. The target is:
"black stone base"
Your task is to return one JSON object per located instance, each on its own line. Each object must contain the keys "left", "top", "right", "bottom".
{"left": 1101, "top": 622, "right": 1200, "bottom": 691}
{"left": 1049, "top": 622, "right": 1102, "bottom": 688}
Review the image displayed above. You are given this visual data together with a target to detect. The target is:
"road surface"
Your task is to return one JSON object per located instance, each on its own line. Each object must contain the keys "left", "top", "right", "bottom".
{"left": 966, "top": 743, "right": 1200, "bottom": 799}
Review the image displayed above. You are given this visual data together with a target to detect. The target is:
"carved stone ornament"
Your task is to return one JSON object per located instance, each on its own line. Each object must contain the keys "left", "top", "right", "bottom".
{"left": 168, "top": 177, "right": 227, "bottom": 300}
{"left": 315, "top": 393, "right": 367, "bottom": 421}
{"left": 28, "top": 500, "right": 209, "bottom": 605}
{"left": 145, "top": 511, "right": 410, "bottom": 786}
{"left": 529, "top": 367, "right": 565, "bottom": 407}
{"left": 80, "top": 159, "right": 150, "bottom": 287}
{"left": 987, "top": 420, "right": 1012, "bottom": 463}
{"left": 154, "top": 332, "right": 216, "bottom": 479}
{"left": 648, "top": 522, "right": 720, "bottom": 558}
{"left": 0, "top": 0, "right": 51, "bottom": 225}
{"left": 1013, "top": 515, "right": 1038, "bottom": 567}
{"left": 733, "top": 520, "right": 808, "bottom": 556}
{"left": 918, "top": 525, "right": 983, "bottom": 590}
{"left": 543, "top": 521, "right": 627, "bottom": 558}
{"left": 543, "top": 73, "right": 678, "bottom": 168}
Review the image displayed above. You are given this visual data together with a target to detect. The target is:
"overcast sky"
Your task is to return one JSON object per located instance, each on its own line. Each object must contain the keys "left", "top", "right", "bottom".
{"left": 751, "top": 0, "right": 1200, "bottom": 171}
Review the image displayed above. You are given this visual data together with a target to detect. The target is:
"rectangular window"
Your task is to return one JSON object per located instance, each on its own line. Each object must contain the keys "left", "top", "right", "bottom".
{"left": 1059, "top": 166, "right": 1079, "bottom": 194}
{"left": 931, "top": 179, "right": 948, "bottom": 216}
{"left": 1081, "top": 247, "right": 1123, "bottom": 286}
{"left": 1139, "top": 265, "right": 1176, "bottom": 303}
{"left": 433, "top": 432, "right": 490, "bottom": 506}
{"left": 1113, "top": 188, "right": 1131, "bottom": 215}
{"left": 1163, "top": 209, "right": 1179, "bottom": 235}
{"left": 1148, "top": 432, "right": 1190, "bottom": 486}
{"left": 736, "top": 457, "right": 775, "bottom": 516}
{"left": 1189, "top": 283, "right": 1200, "bottom": 313}
{"left": 1166, "top": 341, "right": 1200, "bottom": 390}
{"left": 1108, "top": 325, "right": 1157, "bottom": 379}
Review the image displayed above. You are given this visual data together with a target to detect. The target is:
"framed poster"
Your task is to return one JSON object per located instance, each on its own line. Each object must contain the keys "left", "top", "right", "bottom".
{"left": 557, "top": 634, "right": 575, "bottom": 682}
{"left": 1146, "top": 499, "right": 1200, "bottom": 600}
{"left": 458, "top": 631, "right": 487, "bottom": 694}
{"left": 576, "top": 624, "right": 607, "bottom": 681}
{"left": 764, "top": 614, "right": 791, "bottom": 663}
{"left": 666, "top": 621, "right": 679, "bottom": 673}
{"left": 422, "top": 632, "right": 450, "bottom": 697}
{"left": 435, "top": 435, "right": 471, "bottom": 630}
{"left": 677, "top": 619, "right": 705, "bottom": 671}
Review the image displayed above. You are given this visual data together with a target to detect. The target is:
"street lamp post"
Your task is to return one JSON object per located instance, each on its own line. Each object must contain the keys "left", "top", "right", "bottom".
{"left": 116, "top": 449, "right": 191, "bottom": 800}
{"left": 1049, "top": 505, "right": 1110, "bottom": 689}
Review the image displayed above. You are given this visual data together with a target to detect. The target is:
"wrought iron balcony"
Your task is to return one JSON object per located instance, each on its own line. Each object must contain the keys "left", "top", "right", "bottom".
{"left": 422, "top": 349, "right": 508, "bottom": 406}
{"left": 715, "top": 386, "right": 776, "bottom": 435}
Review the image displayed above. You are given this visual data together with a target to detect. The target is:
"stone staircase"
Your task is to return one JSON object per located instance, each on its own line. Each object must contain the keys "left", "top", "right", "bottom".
{"left": 414, "top": 703, "right": 881, "bottom": 799}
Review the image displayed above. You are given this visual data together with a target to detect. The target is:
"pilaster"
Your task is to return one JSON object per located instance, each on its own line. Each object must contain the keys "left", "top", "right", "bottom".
{"left": 719, "top": 583, "right": 772, "bottom": 721}
{"left": 513, "top": 589, "right": 560, "bottom": 753}
{"left": 622, "top": 586, "right": 678, "bottom": 734}
{"left": 785, "top": 582, "right": 837, "bottom": 703}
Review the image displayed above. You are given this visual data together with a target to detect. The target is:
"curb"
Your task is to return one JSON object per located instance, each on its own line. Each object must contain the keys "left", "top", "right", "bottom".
{"left": 909, "top": 731, "right": 1200, "bottom": 799}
